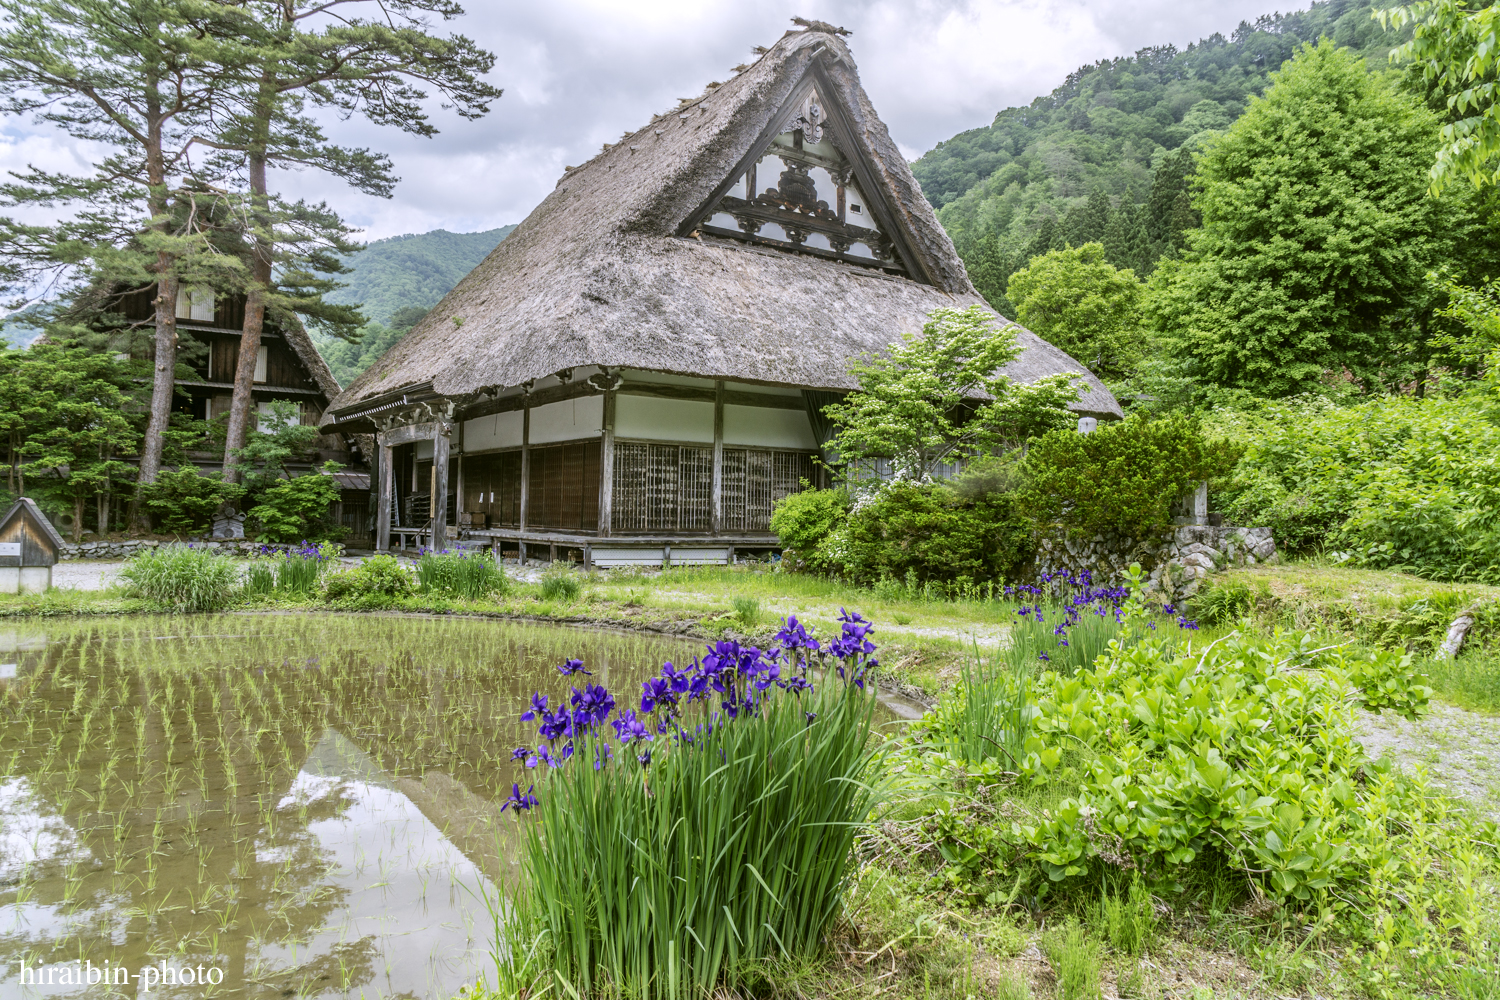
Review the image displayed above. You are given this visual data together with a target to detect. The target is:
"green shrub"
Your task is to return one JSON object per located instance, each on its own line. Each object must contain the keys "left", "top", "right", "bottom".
{"left": 246, "top": 469, "right": 343, "bottom": 543}
{"left": 137, "top": 466, "right": 244, "bottom": 535}
{"left": 323, "top": 554, "right": 413, "bottom": 602}
{"left": 1022, "top": 411, "right": 1240, "bottom": 538}
{"left": 537, "top": 561, "right": 581, "bottom": 602}
{"left": 1212, "top": 395, "right": 1500, "bottom": 580}
{"left": 1188, "top": 578, "right": 1255, "bottom": 626}
{"left": 119, "top": 544, "right": 240, "bottom": 612}
{"left": 769, "top": 486, "right": 849, "bottom": 572}
{"left": 833, "top": 480, "right": 1032, "bottom": 587}
{"left": 498, "top": 630, "right": 882, "bottom": 998}
{"left": 414, "top": 550, "right": 506, "bottom": 600}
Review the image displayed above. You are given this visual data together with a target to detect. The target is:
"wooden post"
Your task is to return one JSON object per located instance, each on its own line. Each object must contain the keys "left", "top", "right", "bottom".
{"left": 519, "top": 400, "right": 531, "bottom": 532}
{"left": 599, "top": 383, "right": 615, "bottom": 537}
{"left": 432, "top": 424, "right": 450, "bottom": 551}
{"left": 711, "top": 380, "right": 724, "bottom": 535}
{"left": 376, "top": 439, "right": 393, "bottom": 552}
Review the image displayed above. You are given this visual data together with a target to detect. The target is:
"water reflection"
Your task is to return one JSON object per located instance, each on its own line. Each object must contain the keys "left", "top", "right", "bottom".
{"left": 0, "top": 615, "right": 702, "bottom": 999}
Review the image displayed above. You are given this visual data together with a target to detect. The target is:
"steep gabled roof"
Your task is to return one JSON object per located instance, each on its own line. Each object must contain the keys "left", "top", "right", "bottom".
{"left": 324, "top": 26, "right": 1122, "bottom": 428}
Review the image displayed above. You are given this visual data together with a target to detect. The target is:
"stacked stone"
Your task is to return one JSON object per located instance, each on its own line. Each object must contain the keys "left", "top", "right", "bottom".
{"left": 1027, "top": 525, "right": 1277, "bottom": 603}
{"left": 57, "top": 538, "right": 273, "bottom": 560}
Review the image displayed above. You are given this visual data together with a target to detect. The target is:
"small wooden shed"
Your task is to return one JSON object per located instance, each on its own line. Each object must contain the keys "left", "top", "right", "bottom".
{"left": 0, "top": 497, "right": 65, "bottom": 594}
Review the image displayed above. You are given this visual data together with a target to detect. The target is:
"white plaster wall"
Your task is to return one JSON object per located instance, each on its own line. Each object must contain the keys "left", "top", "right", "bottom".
{"left": 530, "top": 395, "right": 603, "bottom": 445}
{"left": 464, "top": 411, "right": 523, "bottom": 452}
{"left": 415, "top": 439, "right": 434, "bottom": 460}
{"left": 615, "top": 396, "right": 714, "bottom": 444}
{"left": 723, "top": 405, "right": 817, "bottom": 450}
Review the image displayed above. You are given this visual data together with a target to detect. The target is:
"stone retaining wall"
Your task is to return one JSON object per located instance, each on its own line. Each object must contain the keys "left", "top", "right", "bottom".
{"left": 1031, "top": 525, "right": 1277, "bottom": 602}
{"left": 60, "top": 539, "right": 272, "bottom": 560}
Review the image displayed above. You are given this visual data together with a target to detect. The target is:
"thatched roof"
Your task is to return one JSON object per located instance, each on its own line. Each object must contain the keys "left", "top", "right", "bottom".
{"left": 324, "top": 25, "right": 1122, "bottom": 430}
{"left": 279, "top": 314, "right": 343, "bottom": 400}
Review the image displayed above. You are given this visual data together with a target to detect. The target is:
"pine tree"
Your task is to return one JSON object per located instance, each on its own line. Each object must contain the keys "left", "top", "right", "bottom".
{"left": 1024, "top": 216, "right": 1065, "bottom": 264}
{"left": 0, "top": 0, "right": 247, "bottom": 527}
{"left": 958, "top": 232, "right": 1017, "bottom": 316}
{"left": 1065, "top": 188, "right": 1112, "bottom": 247}
{"left": 1103, "top": 201, "right": 1149, "bottom": 274}
{"left": 1146, "top": 41, "right": 1446, "bottom": 398}
{"left": 1145, "top": 148, "right": 1195, "bottom": 250}
{"left": 204, "top": 0, "right": 502, "bottom": 484}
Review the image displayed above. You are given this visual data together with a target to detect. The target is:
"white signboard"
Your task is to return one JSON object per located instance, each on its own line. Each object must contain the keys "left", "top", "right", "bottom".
{"left": 0, "top": 542, "right": 20, "bottom": 557}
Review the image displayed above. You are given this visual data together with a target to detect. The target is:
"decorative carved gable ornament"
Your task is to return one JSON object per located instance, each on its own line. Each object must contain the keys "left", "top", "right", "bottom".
{"left": 683, "top": 65, "right": 924, "bottom": 281}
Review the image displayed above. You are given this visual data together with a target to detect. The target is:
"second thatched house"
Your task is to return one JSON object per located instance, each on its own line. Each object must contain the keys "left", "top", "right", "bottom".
{"left": 321, "top": 23, "right": 1122, "bottom": 565}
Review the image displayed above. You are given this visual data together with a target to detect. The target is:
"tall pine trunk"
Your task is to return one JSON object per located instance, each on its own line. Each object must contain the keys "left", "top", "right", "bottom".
{"left": 129, "top": 69, "right": 176, "bottom": 533}
{"left": 222, "top": 79, "right": 275, "bottom": 487}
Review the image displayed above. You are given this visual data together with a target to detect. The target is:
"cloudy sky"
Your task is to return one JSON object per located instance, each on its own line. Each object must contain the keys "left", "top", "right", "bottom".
{"left": 0, "top": 0, "right": 1295, "bottom": 244}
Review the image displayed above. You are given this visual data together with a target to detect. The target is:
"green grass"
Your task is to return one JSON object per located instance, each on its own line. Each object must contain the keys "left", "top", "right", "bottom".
{"left": 118, "top": 544, "right": 240, "bottom": 612}
{"left": 1423, "top": 647, "right": 1500, "bottom": 714}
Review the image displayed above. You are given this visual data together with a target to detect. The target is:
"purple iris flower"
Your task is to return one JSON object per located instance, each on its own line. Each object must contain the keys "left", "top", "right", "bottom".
{"left": 612, "top": 710, "right": 655, "bottom": 744}
{"left": 501, "top": 783, "right": 537, "bottom": 812}
{"left": 509, "top": 747, "right": 529, "bottom": 762}
{"left": 557, "top": 658, "right": 591, "bottom": 676}
{"left": 641, "top": 676, "right": 675, "bottom": 713}
{"left": 520, "top": 692, "right": 548, "bottom": 722}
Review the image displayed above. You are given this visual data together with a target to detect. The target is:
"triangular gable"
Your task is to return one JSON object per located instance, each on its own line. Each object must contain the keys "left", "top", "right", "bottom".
{"left": 0, "top": 497, "right": 65, "bottom": 552}
{"left": 680, "top": 61, "right": 930, "bottom": 283}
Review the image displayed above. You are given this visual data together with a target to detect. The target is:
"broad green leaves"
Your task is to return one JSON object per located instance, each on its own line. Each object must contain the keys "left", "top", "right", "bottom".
{"left": 1007, "top": 243, "right": 1145, "bottom": 380}
{"left": 824, "top": 305, "right": 1081, "bottom": 480}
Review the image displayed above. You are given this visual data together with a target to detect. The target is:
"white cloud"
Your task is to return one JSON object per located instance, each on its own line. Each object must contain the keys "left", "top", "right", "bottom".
{"left": 0, "top": 0, "right": 1296, "bottom": 242}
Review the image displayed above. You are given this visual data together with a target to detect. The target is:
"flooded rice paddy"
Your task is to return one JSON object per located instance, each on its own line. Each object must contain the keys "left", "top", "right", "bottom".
{"left": 0, "top": 615, "right": 710, "bottom": 1000}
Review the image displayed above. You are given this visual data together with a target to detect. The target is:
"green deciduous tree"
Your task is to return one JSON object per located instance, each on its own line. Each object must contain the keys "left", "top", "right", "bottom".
{"left": 823, "top": 305, "right": 1081, "bottom": 479}
{"left": 1380, "top": 0, "right": 1500, "bottom": 194}
{"left": 1144, "top": 41, "right": 1445, "bottom": 398}
{"left": 1007, "top": 243, "right": 1145, "bottom": 380}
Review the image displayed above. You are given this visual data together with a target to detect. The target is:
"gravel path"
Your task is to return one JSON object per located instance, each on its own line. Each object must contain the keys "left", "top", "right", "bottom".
{"left": 51, "top": 560, "right": 128, "bottom": 591}
{"left": 1355, "top": 702, "right": 1500, "bottom": 818}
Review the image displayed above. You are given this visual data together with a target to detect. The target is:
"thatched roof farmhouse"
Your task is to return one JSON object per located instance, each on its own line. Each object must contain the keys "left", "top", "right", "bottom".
{"left": 322, "top": 22, "right": 1122, "bottom": 564}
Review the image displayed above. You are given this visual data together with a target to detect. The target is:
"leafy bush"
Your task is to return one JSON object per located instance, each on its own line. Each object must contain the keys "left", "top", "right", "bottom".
{"left": 119, "top": 544, "right": 240, "bottom": 612}
{"left": 246, "top": 469, "right": 343, "bottom": 543}
{"left": 323, "top": 554, "right": 413, "bottom": 602}
{"left": 414, "top": 550, "right": 506, "bottom": 600}
{"left": 136, "top": 466, "right": 244, "bottom": 535}
{"left": 926, "top": 629, "right": 1481, "bottom": 939}
{"left": 497, "top": 617, "right": 882, "bottom": 998}
{"left": 1212, "top": 395, "right": 1500, "bottom": 581}
{"left": 537, "top": 561, "right": 581, "bottom": 602}
{"left": 1022, "top": 411, "right": 1240, "bottom": 538}
{"left": 769, "top": 486, "right": 849, "bottom": 573}
{"left": 831, "top": 480, "right": 1032, "bottom": 587}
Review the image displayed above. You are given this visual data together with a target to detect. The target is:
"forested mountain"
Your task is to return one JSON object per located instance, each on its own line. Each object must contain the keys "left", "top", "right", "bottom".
{"left": 911, "top": 0, "right": 1406, "bottom": 313}
{"left": 324, "top": 225, "right": 515, "bottom": 326}
{"left": 313, "top": 225, "right": 515, "bottom": 386}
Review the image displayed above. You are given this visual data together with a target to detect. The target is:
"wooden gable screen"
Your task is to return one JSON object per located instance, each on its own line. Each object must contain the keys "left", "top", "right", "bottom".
{"left": 613, "top": 443, "right": 813, "bottom": 534}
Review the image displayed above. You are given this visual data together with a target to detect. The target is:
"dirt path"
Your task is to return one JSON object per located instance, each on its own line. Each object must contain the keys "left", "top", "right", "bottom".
{"left": 1355, "top": 702, "right": 1500, "bottom": 818}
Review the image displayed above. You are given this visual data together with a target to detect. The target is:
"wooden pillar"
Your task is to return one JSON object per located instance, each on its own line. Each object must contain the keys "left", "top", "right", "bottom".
{"left": 519, "top": 401, "right": 531, "bottom": 532}
{"left": 431, "top": 424, "right": 450, "bottom": 551}
{"left": 598, "top": 383, "right": 615, "bottom": 538}
{"left": 376, "top": 438, "right": 393, "bottom": 552}
{"left": 711, "top": 380, "right": 724, "bottom": 535}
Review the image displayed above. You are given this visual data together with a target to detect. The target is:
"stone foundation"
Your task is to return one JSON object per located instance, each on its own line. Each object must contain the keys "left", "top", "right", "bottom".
{"left": 1030, "top": 525, "right": 1277, "bottom": 603}
{"left": 58, "top": 539, "right": 273, "bottom": 561}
